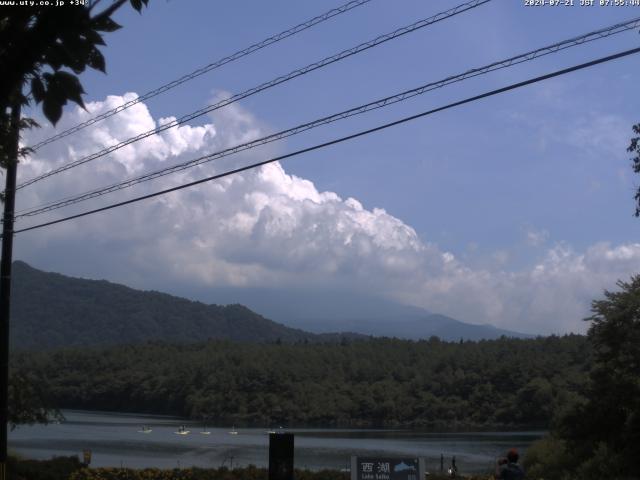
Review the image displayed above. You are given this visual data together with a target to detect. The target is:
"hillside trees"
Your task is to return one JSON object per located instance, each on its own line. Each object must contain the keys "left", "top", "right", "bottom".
{"left": 7, "top": 369, "right": 62, "bottom": 429}
{"left": 631, "top": 124, "right": 640, "bottom": 216}
{"left": 525, "top": 276, "right": 640, "bottom": 479}
{"left": 12, "top": 335, "right": 591, "bottom": 429}
{"left": 560, "top": 276, "right": 640, "bottom": 477}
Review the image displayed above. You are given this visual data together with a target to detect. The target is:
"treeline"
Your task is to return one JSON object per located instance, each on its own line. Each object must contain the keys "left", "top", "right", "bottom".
{"left": 521, "top": 276, "right": 640, "bottom": 479}
{"left": 13, "top": 335, "right": 589, "bottom": 430}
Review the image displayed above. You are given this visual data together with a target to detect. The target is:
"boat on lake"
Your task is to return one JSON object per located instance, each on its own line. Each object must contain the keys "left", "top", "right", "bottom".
{"left": 174, "top": 425, "right": 190, "bottom": 435}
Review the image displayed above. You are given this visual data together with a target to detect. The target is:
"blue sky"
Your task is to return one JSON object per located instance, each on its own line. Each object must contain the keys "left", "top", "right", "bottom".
{"left": 14, "top": 0, "right": 640, "bottom": 334}
{"left": 100, "top": 0, "right": 640, "bottom": 252}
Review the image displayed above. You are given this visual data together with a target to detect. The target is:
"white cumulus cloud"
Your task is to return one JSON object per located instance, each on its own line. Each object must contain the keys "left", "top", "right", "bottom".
{"left": 14, "top": 93, "right": 640, "bottom": 335}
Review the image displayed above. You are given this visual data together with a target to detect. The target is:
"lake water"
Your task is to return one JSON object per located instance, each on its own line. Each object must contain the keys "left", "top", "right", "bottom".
{"left": 9, "top": 410, "right": 543, "bottom": 475}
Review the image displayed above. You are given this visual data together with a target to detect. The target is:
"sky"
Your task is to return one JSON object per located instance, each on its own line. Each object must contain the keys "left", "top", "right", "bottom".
{"left": 12, "top": 0, "right": 640, "bottom": 335}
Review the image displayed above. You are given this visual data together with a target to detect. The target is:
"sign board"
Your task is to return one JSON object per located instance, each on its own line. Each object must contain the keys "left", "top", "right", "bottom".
{"left": 351, "top": 456, "right": 425, "bottom": 480}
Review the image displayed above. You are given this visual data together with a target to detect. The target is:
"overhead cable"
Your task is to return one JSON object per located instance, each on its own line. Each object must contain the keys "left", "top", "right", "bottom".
{"left": 15, "top": 16, "right": 640, "bottom": 219}
{"left": 12, "top": 46, "right": 640, "bottom": 236}
{"left": 28, "top": 0, "right": 374, "bottom": 151}
{"left": 16, "top": 0, "right": 492, "bottom": 190}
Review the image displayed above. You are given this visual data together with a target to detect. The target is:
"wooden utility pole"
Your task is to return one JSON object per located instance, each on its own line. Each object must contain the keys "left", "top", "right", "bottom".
{"left": 0, "top": 101, "right": 21, "bottom": 480}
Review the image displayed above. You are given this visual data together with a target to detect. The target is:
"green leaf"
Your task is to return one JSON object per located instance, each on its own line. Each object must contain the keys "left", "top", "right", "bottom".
{"left": 57, "top": 36, "right": 92, "bottom": 74}
{"left": 42, "top": 96, "right": 63, "bottom": 125}
{"left": 92, "top": 16, "right": 121, "bottom": 33}
{"left": 87, "top": 47, "right": 106, "bottom": 73}
{"left": 83, "top": 28, "right": 106, "bottom": 46}
{"left": 19, "top": 118, "right": 40, "bottom": 130}
{"left": 31, "top": 77, "right": 45, "bottom": 104}
{"left": 52, "top": 71, "right": 86, "bottom": 109}
{"left": 44, "top": 46, "right": 64, "bottom": 71}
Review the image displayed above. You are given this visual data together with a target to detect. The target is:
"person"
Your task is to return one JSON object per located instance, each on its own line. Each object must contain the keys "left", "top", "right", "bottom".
{"left": 447, "top": 455, "right": 458, "bottom": 478}
{"left": 495, "top": 448, "right": 525, "bottom": 479}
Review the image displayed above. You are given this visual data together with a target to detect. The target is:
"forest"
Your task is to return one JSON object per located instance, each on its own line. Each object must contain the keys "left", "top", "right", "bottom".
{"left": 9, "top": 275, "right": 640, "bottom": 479}
{"left": 12, "top": 334, "right": 589, "bottom": 430}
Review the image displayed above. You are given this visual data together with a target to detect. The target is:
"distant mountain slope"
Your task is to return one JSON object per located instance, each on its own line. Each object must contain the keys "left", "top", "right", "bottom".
{"left": 201, "top": 286, "right": 433, "bottom": 323}
{"left": 201, "top": 287, "right": 532, "bottom": 341}
{"left": 9, "top": 261, "right": 327, "bottom": 350}
{"left": 9, "top": 261, "right": 530, "bottom": 351}
{"left": 290, "top": 314, "right": 532, "bottom": 341}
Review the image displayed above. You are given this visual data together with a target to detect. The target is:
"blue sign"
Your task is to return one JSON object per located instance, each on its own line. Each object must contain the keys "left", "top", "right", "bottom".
{"left": 351, "top": 456, "right": 425, "bottom": 480}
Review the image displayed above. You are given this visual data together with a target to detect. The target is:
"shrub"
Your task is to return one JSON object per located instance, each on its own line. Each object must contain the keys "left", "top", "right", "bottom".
{"left": 7, "top": 455, "right": 84, "bottom": 480}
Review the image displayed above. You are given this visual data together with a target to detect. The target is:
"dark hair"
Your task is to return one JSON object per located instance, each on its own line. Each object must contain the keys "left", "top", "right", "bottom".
{"left": 507, "top": 449, "right": 519, "bottom": 463}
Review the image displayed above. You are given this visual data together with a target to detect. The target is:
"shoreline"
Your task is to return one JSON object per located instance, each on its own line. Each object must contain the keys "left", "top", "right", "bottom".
{"left": 53, "top": 408, "right": 549, "bottom": 434}
{"left": 9, "top": 411, "right": 541, "bottom": 475}
{"left": 8, "top": 456, "right": 497, "bottom": 480}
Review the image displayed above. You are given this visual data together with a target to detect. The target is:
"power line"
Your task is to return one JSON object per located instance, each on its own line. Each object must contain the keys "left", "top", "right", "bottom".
{"left": 16, "top": 0, "right": 492, "bottom": 191}
{"left": 28, "top": 0, "right": 373, "bottom": 151}
{"left": 11, "top": 46, "right": 640, "bottom": 236}
{"left": 15, "top": 16, "right": 640, "bottom": 219}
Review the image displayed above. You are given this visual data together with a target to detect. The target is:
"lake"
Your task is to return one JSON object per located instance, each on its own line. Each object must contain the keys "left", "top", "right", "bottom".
{"left": 8, "top": 410, "right": 543, "bottom": 475}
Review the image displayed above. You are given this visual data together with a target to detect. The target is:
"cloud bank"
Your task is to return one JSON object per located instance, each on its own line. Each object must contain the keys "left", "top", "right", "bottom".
{"left": 14, "top": 93, "right": 640, "bottom": 335}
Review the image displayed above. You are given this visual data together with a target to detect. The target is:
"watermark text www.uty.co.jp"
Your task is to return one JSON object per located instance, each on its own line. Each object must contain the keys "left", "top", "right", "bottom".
{"left": 0, "top": 0, "right": 86, "bottom": 6}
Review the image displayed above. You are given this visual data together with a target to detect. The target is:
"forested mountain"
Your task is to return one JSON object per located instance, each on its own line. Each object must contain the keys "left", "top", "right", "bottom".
{"left": 14, "top": 335, "right": 590, "bottom": 429}
{"left": 9, "top": 261, "right": 528, "bottom": 351}
{"left": 9, "top": 261, "right": 342, "bottom": 350}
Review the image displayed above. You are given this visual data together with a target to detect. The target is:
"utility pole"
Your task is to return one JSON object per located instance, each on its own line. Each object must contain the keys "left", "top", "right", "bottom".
{"left": 0, "top": 101, "right": 21, "bottom": 480}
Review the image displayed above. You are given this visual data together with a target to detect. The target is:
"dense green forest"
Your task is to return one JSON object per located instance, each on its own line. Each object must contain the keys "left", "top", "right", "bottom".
{"left": 13, "top": 335, "right": 589, "bottom": 430}
{"left": 523, "top": 276, "right": 640, "bottom": 479}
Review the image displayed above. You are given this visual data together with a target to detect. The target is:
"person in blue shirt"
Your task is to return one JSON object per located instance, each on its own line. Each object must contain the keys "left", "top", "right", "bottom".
{"left": 495, "top": 448, "right": 525, "bottom": 479}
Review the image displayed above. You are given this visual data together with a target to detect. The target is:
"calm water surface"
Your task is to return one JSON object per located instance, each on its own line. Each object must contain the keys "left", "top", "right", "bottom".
{"left": 9, "top": 411, "right": 543, "bottom": 474}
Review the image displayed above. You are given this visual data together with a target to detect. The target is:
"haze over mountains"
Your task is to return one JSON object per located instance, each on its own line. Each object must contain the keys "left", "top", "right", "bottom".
{"left": 10, "top": 261, "right": 531, "bottom": 351}
{"left": 200, "top": 287, "right": 531, "bottom": 341}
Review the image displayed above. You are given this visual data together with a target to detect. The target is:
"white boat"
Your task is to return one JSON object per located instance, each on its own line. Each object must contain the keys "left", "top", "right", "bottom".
{"left": 228, "top": 425, "right": 238, "bottom": 435}
{"left": 174, "top": 425, "right": 190, "bottom": 435}
{"left": 137, "top": 426, "right": 152, "bottom": 434}
{"left": 200, "top": 424, "right": 211, "bottom": 435}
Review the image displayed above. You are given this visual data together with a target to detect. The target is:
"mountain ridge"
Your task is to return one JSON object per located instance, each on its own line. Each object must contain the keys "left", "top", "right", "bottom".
{"left": 9, "top": 261, "right": 334, "bottom": 350}
{"left": 9, "top": 261, "right": 531, "bottom": 350}
{"left": 196, "top": 286, "right": 532, "bottom": 340}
